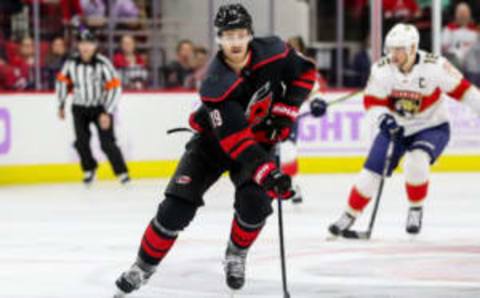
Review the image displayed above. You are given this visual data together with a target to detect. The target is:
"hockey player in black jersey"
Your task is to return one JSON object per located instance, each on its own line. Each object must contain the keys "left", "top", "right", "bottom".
{"left": 114, "top": 3, "right": 316, "bottom": 296}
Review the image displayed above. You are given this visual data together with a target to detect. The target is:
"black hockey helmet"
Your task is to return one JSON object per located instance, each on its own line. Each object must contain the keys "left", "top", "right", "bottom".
{"left": 76, "top": 29, "right": 97, "bottom": 43}
{"left": 214, "top": 3, "right": 253, "bottom": 36}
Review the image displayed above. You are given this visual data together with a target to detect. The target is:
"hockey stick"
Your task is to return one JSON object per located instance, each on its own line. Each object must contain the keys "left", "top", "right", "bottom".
{"left": 297, "top": 89, "right": 363, "bottom": 119}
{"left": 342, "top": 140, "right": 395, "bottom": 240}
{"left": 273, "top": 146, "right": 291, "bottom": 298}
{"left": 166, "top": 127, "right": 193, "bottom": 134}
{"left": 277, "top": 197, "right": 290, "bottom": 298}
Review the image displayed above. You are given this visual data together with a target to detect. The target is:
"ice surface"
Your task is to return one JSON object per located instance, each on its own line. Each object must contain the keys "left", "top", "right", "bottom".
{"left": 0, "top": 173, "right": 479, "bottom": 298}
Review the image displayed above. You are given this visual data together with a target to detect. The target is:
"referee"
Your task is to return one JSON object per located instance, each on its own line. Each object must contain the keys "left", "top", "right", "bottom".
{"left": 56, "top": 30, "right": 130, "bottom": 185}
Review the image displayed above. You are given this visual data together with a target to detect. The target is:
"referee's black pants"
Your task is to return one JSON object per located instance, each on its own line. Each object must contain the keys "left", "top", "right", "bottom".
{"left": 72, "top": 105, "right": 128, "bottom": 175}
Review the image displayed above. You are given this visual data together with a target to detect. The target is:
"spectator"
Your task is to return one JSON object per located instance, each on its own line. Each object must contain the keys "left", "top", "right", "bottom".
{"left": 348, "top": 0, "right": 421, "bottom": 37}
{"left": 112, "top": 0, "right": 140, "bottom": 28}
{"left": 113, "top": 34, "right": 148, "bottom": 90}
{"left": 60, "top": 0, "right": 83, "bottom": 27}
{"left": 165, "top": 39, "right": 194, "bottom": 88}
{"left": 0, "top": 48, "right": 8, "bottom": 89}
{"left": 185, "top": 46, "right": 209, "bottom": 89}
{"left": 442, "top": 2, "right": 478, "bottom": 68}
{"left": 383, "top": 0, "right": 421, "bottom": 20}
{"left": 352, "top": 34, "right": 372, "bottom": 87}
{"left": 80, "top": 0, "right": 106, "bottom": 27}
{"left": 463, "top": 35, "right": 480, "bottom": 86}
{"left": 0, "top": 0, "right": 25, "bottom": 40}
{"left": 383, "top": 0, "right": 421, "bottom": 34}
{"left": 8, "top": 36, "right": 38, "bottom": 90}
{"left": 44, "top": 36, "right": 68, "bottom": 89}
{"left": 287, "top": 35, "right": 306, "bottom": 54}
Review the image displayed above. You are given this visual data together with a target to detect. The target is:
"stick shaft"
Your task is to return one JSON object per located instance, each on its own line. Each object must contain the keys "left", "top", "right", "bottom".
{"left": 277, "top": 198, "right": 290, "bottom": 297}
{"left": 366, "top": 141, "right": 395, "bottom": 237}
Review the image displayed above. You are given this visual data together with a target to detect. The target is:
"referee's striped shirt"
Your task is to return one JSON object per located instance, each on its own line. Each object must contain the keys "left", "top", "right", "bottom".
{"left": 56, "top": 53, "right": 122, "bottom": 114}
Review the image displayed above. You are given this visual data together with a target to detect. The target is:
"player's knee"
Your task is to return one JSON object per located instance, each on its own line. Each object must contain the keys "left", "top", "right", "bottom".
{"left": 73, "top": 140, "right": 88, "bottom": 150}
{"left": 355, "top": 169, "right": 382, "bottom": 198}
{"left": 155, "top": 196, "right": 198, "bottom": 231}
{"left": 404, "top": 149, "right": 430, "bottom": 184}
{"left": 99, "top": 140, "right": 115, "bottom": 153}
{"left": 234, "top": 184, "right": 273, "bottom": 225}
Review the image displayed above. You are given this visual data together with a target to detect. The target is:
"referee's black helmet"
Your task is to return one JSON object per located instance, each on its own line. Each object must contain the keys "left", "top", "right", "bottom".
{"left": 76, "top": 29, "right": 97, "bottom": 43}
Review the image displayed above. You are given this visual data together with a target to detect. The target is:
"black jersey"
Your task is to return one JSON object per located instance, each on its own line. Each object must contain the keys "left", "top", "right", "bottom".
{"left": 189, "top": 36, "right": 316, "bottom": 175}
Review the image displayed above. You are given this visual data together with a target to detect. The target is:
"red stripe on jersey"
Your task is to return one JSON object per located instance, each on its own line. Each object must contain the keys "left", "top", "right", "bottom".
{"left": 252, "top": 46, "right": 290, "bottom": 70}
{"left": 230, "top": 139, "right": 256, "bottom": 159}
{"left": 419, "top": 88, "right": 442, "bottom": 111}
{"left": 220, "top": 128, "right": 255, "bottom": 153}
{"left": 201, "top": 77, "right": 244, "bottom": 103}
{"left": 188, "top": 112, "right": 203, "bottom": 133}
{"left": 292, "top": 80, "right": 314, "bottom": 90}
{"left": 298, "top": 69, "right": 317, "bottom": 82}
{"left": 406, "top": 182, "right": 429, "bottom": 202}
{"left": 271, "top": 103, "right": 299, "bottom": 121}
{"left": 230, "top": 217, "right": 262, "bottom": 249}
{"left": 447, "top": 79, "right": 471, "bottom": 101}
{"left": 364, "top": 95, "right": 389, "bottom": 110}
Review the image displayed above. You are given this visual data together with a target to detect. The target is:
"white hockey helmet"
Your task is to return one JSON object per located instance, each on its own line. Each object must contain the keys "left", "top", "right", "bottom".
{"left": 384, "top": 23, "right": 419, "bottom": 54}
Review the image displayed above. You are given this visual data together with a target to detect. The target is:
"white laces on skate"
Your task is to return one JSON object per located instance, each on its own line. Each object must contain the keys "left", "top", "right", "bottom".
{"left": 407, "top": 209, "right": 421, "bottom": 227}
{"left": 336, "top": 213, "right": 354, "bottom": 230}
{"left": 124, "top": 268, "right": 143, "bottom": 289}
{"left": 224, "top": 252, "right": 246, "bottom": 278}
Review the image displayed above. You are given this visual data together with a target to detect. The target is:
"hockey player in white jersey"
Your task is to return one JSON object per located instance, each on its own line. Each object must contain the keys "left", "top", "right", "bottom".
{"left": 329, "top": 23, "right": 480, "bottom": 236}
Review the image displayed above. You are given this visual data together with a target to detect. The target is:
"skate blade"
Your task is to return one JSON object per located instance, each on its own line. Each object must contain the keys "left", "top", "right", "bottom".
{"left": 325, "top": 234, "right": 339, "bottom": 241}
{"left": 113, "top": 290, "right": 126, "bottom": 298}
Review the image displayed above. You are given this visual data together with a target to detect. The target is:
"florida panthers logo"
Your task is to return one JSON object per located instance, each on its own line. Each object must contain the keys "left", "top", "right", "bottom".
{"left": 391, "top": 90, "right": 422, "bottom": 118}
{"left": 245, "top": 82, "right": 273, "bottom": 125}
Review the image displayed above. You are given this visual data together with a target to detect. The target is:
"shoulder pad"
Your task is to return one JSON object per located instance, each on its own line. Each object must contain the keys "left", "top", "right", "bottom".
{"left": 68, "top": 53, "right": 80, "bottom": 61}
{"left": 420, "top": 51, "right": 440, "bottom": 65}
{"left": 250, "top": 36, "right": 289, "bottom": 70}
{"left": 373, "top": 56, "right": 391, "bottom": 68}
{"left": 200, "top": 55, "right": 243, "bottom": 103}
{"left": 96, "top": 54, "right": 112, "bottom": 65}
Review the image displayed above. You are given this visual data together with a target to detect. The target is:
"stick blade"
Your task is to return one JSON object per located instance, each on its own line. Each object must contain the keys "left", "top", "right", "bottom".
{"left": 341, "top": 229, "right": 370, "bottom": 240}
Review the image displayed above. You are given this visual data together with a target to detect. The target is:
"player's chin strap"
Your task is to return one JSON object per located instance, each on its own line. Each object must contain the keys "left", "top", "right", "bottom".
{"left": 166, "top": 127, "right": 194, "bottom": 134}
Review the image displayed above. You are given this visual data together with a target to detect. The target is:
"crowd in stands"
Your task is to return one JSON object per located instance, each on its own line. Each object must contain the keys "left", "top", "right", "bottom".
{"left": 1, "top": 0, "right": 480, "bottom": 91}
{"left": 345, "top": 1, "right": 480, "bottom": 87}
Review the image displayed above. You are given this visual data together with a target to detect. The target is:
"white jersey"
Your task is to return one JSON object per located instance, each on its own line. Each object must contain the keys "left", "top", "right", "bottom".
{"left": 441, "top": 22, "right": 478, "bottom": 64}
{"left": 364, "top": 50, "right": 478, "bottom": 136}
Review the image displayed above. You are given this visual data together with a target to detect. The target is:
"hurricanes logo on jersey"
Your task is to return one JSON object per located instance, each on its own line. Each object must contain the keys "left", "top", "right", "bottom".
{"left": 390, "top": 90, "right": 422, "bottom": 118}
{"left": 245, "top": 82, "right": 273, "bottom": 125}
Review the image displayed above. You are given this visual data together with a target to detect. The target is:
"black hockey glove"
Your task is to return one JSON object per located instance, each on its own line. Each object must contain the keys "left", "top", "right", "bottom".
{"left": 310, "top": 97, "right": 328, "bottom": 117}
{"left": 252, "top": 116, "right": 292, "bottom": 144}
{"left": 379, "top": 114, "right": 404, "bottom": 139}
{"left": 253, "top": 162, "right": 294, "bottom": 199}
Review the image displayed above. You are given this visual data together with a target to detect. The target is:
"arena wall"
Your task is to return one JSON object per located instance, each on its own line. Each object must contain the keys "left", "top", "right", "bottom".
{"left": 1, "top": 91, "right": 479, "bottom": 185}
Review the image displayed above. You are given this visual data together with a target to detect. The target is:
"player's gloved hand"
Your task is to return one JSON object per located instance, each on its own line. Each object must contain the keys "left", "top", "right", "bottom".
{"left": 253, "top": 162, "right": 294, "bottom": 199}
{"left": 252, "top": 116, "right": 291, "bottom": 144}
{"left": 379, "top": 114, "right": 404, "bottom": 139}
{"left": 310, "top": 98, "right": 328, "bottom": 118}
